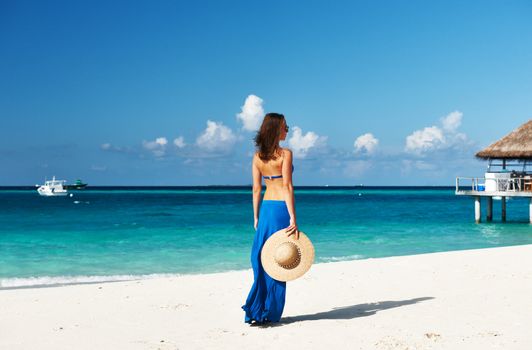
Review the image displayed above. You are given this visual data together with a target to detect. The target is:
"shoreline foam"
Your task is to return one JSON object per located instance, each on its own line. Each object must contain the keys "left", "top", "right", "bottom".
{"left": 1, "top": 244, "right": 529, "bottom": 289}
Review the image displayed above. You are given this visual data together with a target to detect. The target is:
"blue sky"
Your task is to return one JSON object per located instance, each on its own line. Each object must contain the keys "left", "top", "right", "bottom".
{"left": 1, "top": 0, "right": 531, "bottom": 185}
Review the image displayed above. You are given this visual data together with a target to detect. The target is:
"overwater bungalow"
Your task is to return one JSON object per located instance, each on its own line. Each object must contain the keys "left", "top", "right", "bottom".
{"left": 455, "top": 120, "right": 532, "bottom": 223}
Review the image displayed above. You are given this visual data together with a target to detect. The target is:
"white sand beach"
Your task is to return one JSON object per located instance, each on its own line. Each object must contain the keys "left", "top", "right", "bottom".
{"left": 1, "top": 244, "right": 531, "bottom": 350}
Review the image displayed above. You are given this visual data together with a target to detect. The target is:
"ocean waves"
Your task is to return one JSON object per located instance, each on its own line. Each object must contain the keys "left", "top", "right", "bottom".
{"left": 0, "top": 273, "right": 182, "bottom": 289}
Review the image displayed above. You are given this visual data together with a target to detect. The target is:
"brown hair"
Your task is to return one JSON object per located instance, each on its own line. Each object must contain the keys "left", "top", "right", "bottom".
{"left": 254, "top": 113, "right": 285, "bottom": 161}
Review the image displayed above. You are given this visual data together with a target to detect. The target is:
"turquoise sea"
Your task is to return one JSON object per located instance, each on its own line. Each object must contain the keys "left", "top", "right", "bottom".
{"left": 1, "top": 186, "right": 531, "bottom": 288}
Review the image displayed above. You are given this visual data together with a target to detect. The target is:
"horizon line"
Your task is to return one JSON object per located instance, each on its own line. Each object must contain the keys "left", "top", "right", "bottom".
{"left": 0, "top": 184, "right": 457, "bottom": 188}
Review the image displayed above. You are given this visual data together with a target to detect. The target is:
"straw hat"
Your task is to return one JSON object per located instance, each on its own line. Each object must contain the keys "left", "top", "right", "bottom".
{"left": 261, "top": 228, "right": 315, "bottom": 282}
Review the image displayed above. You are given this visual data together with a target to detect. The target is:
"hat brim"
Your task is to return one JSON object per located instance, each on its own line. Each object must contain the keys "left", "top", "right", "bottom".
{"left": 261, "top": 228, "right": 315, "bottom": 282}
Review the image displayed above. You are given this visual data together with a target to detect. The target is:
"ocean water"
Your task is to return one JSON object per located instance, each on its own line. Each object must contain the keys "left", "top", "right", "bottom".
{"left": 1, "top": 186, "right": 531, "bottom": 288}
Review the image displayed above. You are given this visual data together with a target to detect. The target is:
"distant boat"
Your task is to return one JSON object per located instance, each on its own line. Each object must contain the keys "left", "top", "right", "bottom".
{"left": 36, "top": 176, "right": 69, "bottom": 196}
{"left": 64, "top": 179, "right": 88, "bottom": 190}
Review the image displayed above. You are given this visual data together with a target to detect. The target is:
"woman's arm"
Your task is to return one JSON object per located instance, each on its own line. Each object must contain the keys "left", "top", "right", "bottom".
{"left": 282, "top": 149, "right": 299, "bottom": 239}
{"left": 252, "top": 154, "right": 262, "bottom": 230}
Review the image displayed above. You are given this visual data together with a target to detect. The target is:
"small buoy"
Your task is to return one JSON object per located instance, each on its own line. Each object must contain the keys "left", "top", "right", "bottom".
{"left": 358, "top": 193, "right": 362, "bottom": 196}
{"left": 69, "top": 193, "right": 74, "bottom": 197}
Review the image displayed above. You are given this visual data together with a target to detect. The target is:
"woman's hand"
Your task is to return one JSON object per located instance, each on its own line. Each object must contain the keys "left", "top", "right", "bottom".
{"left": 286, "top": 218, "right": 299, "bottom": 240}
{"left": 254, "top": 217, "right": 259, "bottom": 230}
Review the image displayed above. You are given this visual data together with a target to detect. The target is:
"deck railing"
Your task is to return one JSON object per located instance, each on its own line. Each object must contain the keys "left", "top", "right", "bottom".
{"left": 456, "top": 176, "right": 532, "bottom": 193}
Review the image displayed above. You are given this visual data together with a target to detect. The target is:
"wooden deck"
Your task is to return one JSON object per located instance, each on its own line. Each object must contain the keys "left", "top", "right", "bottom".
{"left": 456, "top": 190, "right": 532, "bottom": 197}
{"left": 456, "top": 177, "right": 532, "bottom": 223}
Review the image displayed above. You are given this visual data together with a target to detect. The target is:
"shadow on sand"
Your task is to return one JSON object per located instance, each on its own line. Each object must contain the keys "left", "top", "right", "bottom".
{"left": 257, "top": 296, "right": 434, "bottom": 328}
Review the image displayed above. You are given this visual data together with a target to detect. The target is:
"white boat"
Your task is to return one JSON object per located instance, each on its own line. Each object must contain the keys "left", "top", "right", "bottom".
{"left": 36, "top": 176, "right": 69, "bottom": 196}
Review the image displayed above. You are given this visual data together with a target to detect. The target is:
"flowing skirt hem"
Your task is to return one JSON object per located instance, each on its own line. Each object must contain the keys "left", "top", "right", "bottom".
{"left": 241, "top": 305, "right": 281, "bottom": 324}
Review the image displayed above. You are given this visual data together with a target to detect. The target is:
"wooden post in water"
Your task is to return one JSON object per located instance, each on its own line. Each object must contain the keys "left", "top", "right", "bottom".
{"left": 501, "top": 196, "right": 506, "bottom": 222}
{"left": 501, "top": 160, "right": 507, "bottom": 221}
{"left": 474, "top": 196, "right": 481, "bottom": 223}
{"left": 529, "top": 198, "right": 532, "bottom": 224}
{"left": 487, "top": 197, "right": 493, "bottom": 222}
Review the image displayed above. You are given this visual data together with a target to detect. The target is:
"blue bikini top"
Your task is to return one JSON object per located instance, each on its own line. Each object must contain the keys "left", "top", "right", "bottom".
{"left": 262, "top": 164, "right": 294, "bottom": 180}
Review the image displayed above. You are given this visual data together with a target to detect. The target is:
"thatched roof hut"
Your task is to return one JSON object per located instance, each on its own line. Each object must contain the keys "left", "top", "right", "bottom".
{"left": 476, "top": 119, "right": 532, "bottom": 159}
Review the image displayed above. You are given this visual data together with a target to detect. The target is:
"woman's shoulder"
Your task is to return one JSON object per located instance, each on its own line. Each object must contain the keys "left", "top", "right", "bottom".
{"left": 253, "top": 151, "right": 266, "bottom": 165}
{"left": 253, "top": 148, "right": 292, "bottom": 162}
{"left": 280, "top": 147, "right": 292, "bottom": 158}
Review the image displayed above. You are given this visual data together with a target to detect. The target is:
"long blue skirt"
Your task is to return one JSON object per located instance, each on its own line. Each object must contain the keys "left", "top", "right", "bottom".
{"left": 242, "top": 200, "right": 290, "bottom": 323}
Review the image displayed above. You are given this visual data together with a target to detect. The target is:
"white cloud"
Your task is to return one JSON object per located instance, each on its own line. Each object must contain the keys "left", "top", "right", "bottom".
{"left": 441, "top": 111, "right": 463, "bottom": 132}
{"left": 405, "top": 126, "right": 445, "bottom": 154}
{"left": 143, "top": 137, "right": 167, "bottom": 149}
{"left": 196, "top": 120, "right": 236, "bottom": 151}
{"left": 173, "top": 136, "right": 186, "bottom": 148}
{"left": 142, "top": 137, "right": 168, "bottom": 157}
{"left": 288, "top": 126, "right": 327, "bottom": 159}
{"left": 100, "top": 143, "right": 133, "bottom": 154}
{"left": 354, "top": 133, "right": 379, "bottom": 154}
{"left": 236, "top": 94, "right": 264, "bottom": 131}
{"left": 405, "top": 110, "right": 468, "bottom": 155}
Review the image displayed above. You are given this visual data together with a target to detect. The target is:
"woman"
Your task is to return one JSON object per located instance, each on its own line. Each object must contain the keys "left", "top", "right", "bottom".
{"left": 242, "top": 112, "right": 299, "bottom": 325}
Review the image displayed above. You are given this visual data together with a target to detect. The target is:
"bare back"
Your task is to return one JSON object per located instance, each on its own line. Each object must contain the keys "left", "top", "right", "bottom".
{"left": 254, "top": 148, "right": 291, "bottom": 201}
